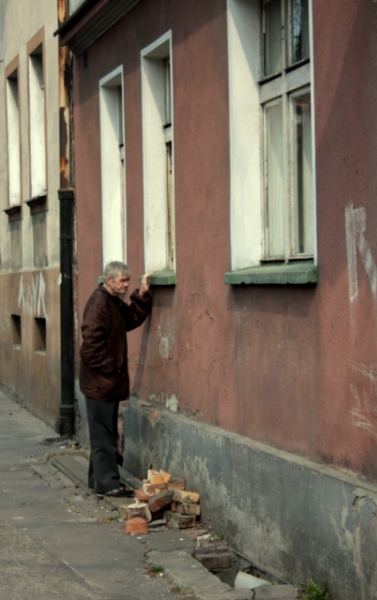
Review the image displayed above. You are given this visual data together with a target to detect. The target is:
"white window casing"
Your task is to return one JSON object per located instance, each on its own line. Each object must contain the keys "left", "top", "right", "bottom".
{"left": 99, "top": 66, "right": 126, "bottom": 267}
{"left": 141, "top": 31, "right": 175, "bottom": 273}
{"left": 29, "top": 48, "right": 47, "bottom": 198}
{"left": 6, "top": 73, "right": 21, "bottom": 207}
{"left": 227, "top": 0, "right": 262, "bottom": 271}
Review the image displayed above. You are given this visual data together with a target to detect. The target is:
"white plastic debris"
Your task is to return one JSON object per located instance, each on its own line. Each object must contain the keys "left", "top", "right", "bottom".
{"left": 234, "top": 571, "right": 271, "bottom": 590}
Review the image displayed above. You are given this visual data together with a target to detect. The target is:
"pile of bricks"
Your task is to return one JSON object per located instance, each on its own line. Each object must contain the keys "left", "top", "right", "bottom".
{"left": 122, "top": 469, "right": 201, "bottom": 535}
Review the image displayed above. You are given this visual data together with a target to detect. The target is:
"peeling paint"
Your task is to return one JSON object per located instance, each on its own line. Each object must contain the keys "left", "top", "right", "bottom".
{"left": 166, "top": 393, "right": 178, "bottom": 412}
{"left": 18, "top": 273, "right": 48, "bottom": 320}
{"left": 345, "top": 203, "right": 377, "bottom": 304}
{"left": 349, "top": 362, "right": 377, "bottom": 439}
{"left": 159, "top": 333, "right": 174, "bottom": 359}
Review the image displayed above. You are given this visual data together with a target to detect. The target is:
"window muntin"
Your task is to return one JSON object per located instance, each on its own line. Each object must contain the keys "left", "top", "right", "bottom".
{"left": 261, "top": 0, "right": 313, "bottom": 261}
{"left": 290, "top": 89, "right": 312, "bottom": 255}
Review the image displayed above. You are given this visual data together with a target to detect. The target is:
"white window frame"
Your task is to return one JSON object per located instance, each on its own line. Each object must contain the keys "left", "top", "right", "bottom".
{"left": 99, "top": 66, "right": 126, "bottom": 267}
{"left": 141, "top": 30, "right": 176, "bottom": 274}
{"left": 227, "top": 0, "right": 317, "bottom": 271}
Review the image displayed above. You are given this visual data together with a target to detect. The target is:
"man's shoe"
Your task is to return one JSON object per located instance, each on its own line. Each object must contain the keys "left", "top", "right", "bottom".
{"left": 97, "top": 486, "right": 134, "bottom": 499}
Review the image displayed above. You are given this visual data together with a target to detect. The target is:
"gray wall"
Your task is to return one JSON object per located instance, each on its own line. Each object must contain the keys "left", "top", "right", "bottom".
{"left": 124, "top": 398, "right": 377, "bottom": 600}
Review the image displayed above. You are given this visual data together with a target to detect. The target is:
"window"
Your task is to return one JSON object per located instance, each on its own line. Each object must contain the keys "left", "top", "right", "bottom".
{"left": 141, "top": 31, "right": 176, "bottom": 280}
{"left": 261, "top": 0, "right": 313, "bottom": 261}
{"left": 5, "top": 65, "right": 21, "bottom": 208}
{"left": 99, "top": 67, "right": 126, "bottom": 266}
{"left": 28, "top": 43, "right": 47, "bottom": 199}
{"left": 10, "top": 314, "right": 21, "bottom": 349}
{"left": 226, "top": 0, "right": 316, "bottom": 283}
{"left": 34, "top": 317, "right": 46, "bottom": 353}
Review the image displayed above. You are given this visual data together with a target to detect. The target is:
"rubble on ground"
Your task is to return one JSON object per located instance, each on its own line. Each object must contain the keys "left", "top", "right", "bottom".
{"left": 122, "top": 469, "right": 200, "bottom": 534}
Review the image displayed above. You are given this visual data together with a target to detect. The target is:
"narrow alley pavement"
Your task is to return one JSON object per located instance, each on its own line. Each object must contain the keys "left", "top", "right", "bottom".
{"left": 0, "top": 391, "right": 199, "bottom": 600}
{"left": 0, "top": 391, "right": 299, "bottom": 600}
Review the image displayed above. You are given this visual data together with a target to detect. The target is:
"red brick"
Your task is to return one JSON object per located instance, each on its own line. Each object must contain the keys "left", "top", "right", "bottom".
{"left": 173, "top": 490, "right": 200, "bottom": 503}
{"left": 123, "top": 517, "right": 148, "bottom": 535}
{"left": 166, "top": 477, "right": 185, "bottom": 490}
{"left": 142, "top": 482, "right": 167, "bottom": 496}
{"left": 135, "top": 489, "right": 150, "bottom": 502}
{"left": 148, "top": 490, "right": 174, "bottom": 513}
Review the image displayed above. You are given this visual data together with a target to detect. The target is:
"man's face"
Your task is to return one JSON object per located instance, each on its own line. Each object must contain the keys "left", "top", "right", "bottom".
{"left": 105, "top": 272, "right": 130, "bottom": 296}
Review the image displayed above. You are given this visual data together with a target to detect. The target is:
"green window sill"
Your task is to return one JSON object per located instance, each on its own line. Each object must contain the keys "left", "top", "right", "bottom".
{"left": 224, "top": 262, "right": 318, "bottom": 285}
{"left": 140, "top": 270, "right": 177, "bottom": 286}
{"left": 99, "top": 271, "right": 177, "bottom": 286}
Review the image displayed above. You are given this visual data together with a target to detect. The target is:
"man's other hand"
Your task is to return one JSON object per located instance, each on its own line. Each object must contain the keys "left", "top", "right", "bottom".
{"left": 140, "top": 273, "right": 151, "bottom": 296}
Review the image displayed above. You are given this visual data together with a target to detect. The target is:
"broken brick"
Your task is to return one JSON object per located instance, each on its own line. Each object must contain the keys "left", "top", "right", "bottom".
{"left": 135, "top": 489, "right": 150, "bottom": 503}
{"left": 159, "top": 470, "right": 172, "bottom": 483}
{"left": 147, "top": 469, "right": 164, "bottom": 485}
{"left": 164, "top": 511, "right": 197, "bottom": 529}
{"left": 148, "top": 490, "right": 175, "bottom": 513}
{"left": 173, "top": 490, "right": 200, "bottom": 504}
{"left": 166, "top": 477, "right": 186, "bottom": 491}
{"left": 123, "top": 517, "right": 148, "bottom": 535}
{"left": 142, "top": 482, "right": 167, "bottom": 496}
{"left": 171, "top": 501, "right": 201, "bottom": 516}
{"left": 119, "top": 501, "right": 152, "bottom": 523}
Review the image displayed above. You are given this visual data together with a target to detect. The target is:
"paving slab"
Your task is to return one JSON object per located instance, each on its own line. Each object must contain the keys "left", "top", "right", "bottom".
{"left": 253, "top": 585, "right": 299, "bottom": 599}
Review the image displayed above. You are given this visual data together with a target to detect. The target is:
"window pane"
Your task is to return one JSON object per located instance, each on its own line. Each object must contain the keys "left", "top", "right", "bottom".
{"left": 290, "top": 0, "right": 310, "bottom": 64}
{"left": 292, "top": 92, "right": 312, "bottom": 255}
{"left": 265, "top": 102, "right": 284, "bottom": 257}
{"left": 263, "top": 0, "right": 282, "bottom": 77}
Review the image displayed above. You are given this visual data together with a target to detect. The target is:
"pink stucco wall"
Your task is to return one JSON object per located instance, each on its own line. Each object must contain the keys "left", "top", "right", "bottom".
{"left": 73, "top": 0, "right": 377, "bottom": 480}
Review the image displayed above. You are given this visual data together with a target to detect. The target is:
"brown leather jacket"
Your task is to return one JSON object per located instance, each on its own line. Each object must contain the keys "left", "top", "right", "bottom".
{"left": 79, "top": 285, "right": 152, "bottom": 401}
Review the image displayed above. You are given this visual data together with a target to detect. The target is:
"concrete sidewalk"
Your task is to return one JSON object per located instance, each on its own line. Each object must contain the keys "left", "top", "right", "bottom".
{"left": 0, "top": 392, "right": 299, "bottom": 600}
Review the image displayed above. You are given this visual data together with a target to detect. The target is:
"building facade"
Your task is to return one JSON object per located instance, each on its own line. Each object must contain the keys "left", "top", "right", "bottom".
{"left": 0, "top": 0, "right": 62, "bottom": 425}
{"left": 57, "top": 1, "right": 377, "bottom": 598}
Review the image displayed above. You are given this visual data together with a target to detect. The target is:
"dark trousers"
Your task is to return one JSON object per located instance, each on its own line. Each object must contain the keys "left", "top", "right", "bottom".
{"left": 85, "top": 396, "right": 120, "bottom": 494}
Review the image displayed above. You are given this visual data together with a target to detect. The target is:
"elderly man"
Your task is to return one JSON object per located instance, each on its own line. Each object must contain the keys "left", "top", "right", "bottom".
{"left": 79, "top": 261, "right": 152, "bottom": 498}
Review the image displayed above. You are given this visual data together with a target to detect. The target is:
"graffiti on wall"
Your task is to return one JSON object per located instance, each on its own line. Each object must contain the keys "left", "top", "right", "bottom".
{"left": 345, "top": 203, "right": 377, "bottom": 303}
{"left": 18, "top": 272, "right": 48, "bottom": 320}
{"left": 349, "top": 362, "right": 377, "bottom": 439}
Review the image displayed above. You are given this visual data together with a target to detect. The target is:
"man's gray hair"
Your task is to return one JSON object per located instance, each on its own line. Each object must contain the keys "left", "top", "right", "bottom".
{"left": 104, "top": 261, "right": 131, "bottom": 280}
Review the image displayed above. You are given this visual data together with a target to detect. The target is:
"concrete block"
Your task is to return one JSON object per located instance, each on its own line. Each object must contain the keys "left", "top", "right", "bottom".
{"left": 195, "top": 542, "right": 232, "bottom": 555}
{"left": 148, "top": 490, "right": 174, "bottom": 513}
{"left": 173, "top": 490, "right": 200, "bottom": 504}
{"left": 253, "top": 585, "right": 299, "bottom": 599}
{"left": 196, "top": 552, "right": 234, "bottom": 570}
{"left": 171, "top": 501, "right": 201, "bottom": 516}
{"left": 123, "top": 517, "right": 148, "bottom": 535}
{"left": 165, "top": 511, "right": 197, "bottom": 529}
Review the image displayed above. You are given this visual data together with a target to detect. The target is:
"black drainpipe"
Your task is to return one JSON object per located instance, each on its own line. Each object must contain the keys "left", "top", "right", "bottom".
{"left": 58, "top": 188, "right": 75, "bottom": 437}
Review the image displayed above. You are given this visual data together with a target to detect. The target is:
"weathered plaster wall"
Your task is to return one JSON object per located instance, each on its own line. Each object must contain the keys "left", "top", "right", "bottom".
{"left": 73, "top": 0, "right": 377, "bottom": 483}
{"left": 0, "top": 269, "right": 61, "bottom": 426}
{"left": 0, "top": 0, "right": 61, "bottom": 423}
{"left": 125, "top": 398, "right": 377, "bottom": 600}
